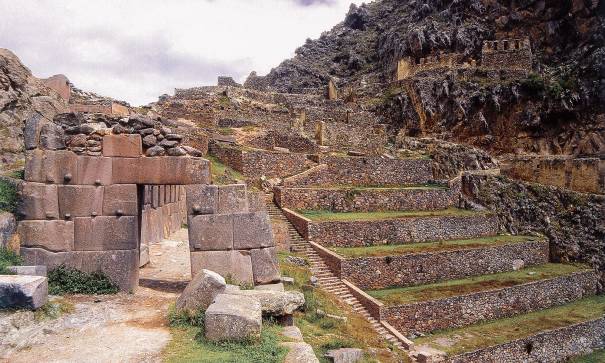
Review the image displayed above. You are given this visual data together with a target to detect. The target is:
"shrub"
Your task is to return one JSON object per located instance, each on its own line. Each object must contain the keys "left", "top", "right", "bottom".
{"left": 0, "top": 178, "right": 18, "bottom": 213}
{"left": 168, "top": 304, "right": 205, "bottom": 328}
{"left": 521, "top": 73, "right": 545, "bottom": 95}
{"left": 48, "top": 265, "right": 119, "bottom": 295}
{"left": 0, "top": 247, "right": 22, "bottom": 274}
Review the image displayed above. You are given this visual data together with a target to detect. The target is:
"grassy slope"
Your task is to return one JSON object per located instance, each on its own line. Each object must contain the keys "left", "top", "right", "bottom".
{"left": 278, "top": 252, "right": 409, "bottom": 363}
{"left": 367, "top": 263, "right": 589, "bottom": 305}
{"left": 0, "top": 178, "right": 18, "bottom": 213}
{"left": 414, "top": 295, "right": 605, "bottom": 355}
{"left": 332, "top": 235, "right": 537, "bottom": 258}
{"left": 300, "top": 208, "right": 485, "bottom": 222}
{"left": 571, "top": 349, "right": 605, "bottom": 363}
{"left": 205, "top": 155, "right": 244, "bottom": 184}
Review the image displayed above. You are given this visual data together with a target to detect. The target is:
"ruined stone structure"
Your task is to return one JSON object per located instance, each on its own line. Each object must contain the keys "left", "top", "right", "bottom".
{"left": 17, "top": 121, "right": 280, "bottom": 291}
{"left": 69, "top": 101, "right": 130, "bottom": 117}
{"left": 41, "top": 74, "right": 71, "bottom": 102}
{"left": 396, "top": 38, "right": 532, "bottom": 81}
{"left": 217, "top": 76, "right": 242, "bottom": 88}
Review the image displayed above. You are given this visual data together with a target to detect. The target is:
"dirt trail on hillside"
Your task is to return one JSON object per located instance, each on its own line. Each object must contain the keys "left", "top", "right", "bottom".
{"left": 2, "top": 229, "right": 191, "bottom": 363}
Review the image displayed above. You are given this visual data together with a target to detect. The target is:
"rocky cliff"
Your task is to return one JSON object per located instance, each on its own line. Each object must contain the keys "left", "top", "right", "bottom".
{"left": 0, "top": 49, "right": 68, "bottom": 172}
{"left": 261, "top": 0, "right": 605, "bottom": 156}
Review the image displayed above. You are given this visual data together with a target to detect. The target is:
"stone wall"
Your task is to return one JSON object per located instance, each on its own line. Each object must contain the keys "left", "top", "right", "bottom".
{"left": 139, "top": 185, "right": 187, "bottom": 266}
{"left": 248, "top": 130, "right": 320, "bottom": 154}
{"left": 329, "top": 239, "right": 549, "bottom": 290}
{"left": 18, "top": 133, "right": 210, "bottom": 291}
{"left": 446, "top": 317, "right": 605, "bottom": 363}
{"left": 382, "top": 270, "right": 597, "bottom": 335}
{"left": 481, "top": 38, "right": 532, "bottom": 72}
{"left": 185, "top": 184, "right": 281, "bottom": 286}
{"left": 319, "top": 122, "right": 388, "bottom": 154}
{"left": 274, "top": 180, "right": 459, "bottom": 212}
{"left": 500, "top": 155, "right": 604, "bottom": 194}
{"left": 283, "top": 155, "right": 434, "bottom": 187}
{"left": 210, "top": 142, "right": 309, "bottom": 179}
{"left": 306, "top": 213, "right": 499, "bottom": 247}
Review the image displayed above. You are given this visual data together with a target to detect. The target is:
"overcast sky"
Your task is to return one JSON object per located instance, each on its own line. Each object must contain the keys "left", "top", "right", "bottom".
{"left": 0, "top": 0, "right": 362, "bottom": 105}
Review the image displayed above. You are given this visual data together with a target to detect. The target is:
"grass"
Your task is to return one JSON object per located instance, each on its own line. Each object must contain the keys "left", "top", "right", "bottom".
{"left": 278, "top": 252, "right": 409, "bottom": 363}
{"left": 332, "top": 235, "right": 537, "bottom": 258}
{"left": 48, "top": 265, "right": 119, "bottom": 295}
{"left": 34, "top": 297, "right": 75, "bottom": 320}
{"left": 571, "top": 349, "right": 605, "bottom": 362}
{"left": 414, "top": 295, "right": 605, "bottom": 355}
{"left": 0, "top": 177, "right": 18, "bottom": 213}
{"left": 205, "top": 155, "right": 244, "bottom": 184}
{"left": 0, "top": 247, "right": 22, "bottom": 274}
{"left": 163, "top": 304, "right": 288, "bottom": 363}
{"left": 300, "top": 208, "right": 485, "bottom": 222}
{"left": 367, "top": 263, "right": 589, "bottom": 305}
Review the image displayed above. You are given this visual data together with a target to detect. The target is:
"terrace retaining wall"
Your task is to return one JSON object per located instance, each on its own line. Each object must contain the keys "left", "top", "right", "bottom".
{"left": 445, "top": 317, "right": 605, "bottom": 363}
{"left": 383, "top": 270, "right": 598, "bottom": 334}
{"left": 335, "top": 239, "right": 549, "bottom": 289}
{"left": 306, "top": 213, "right": 499, "bottom": 247}
{"left": 283, "top": 156, "right": 434, "bottom": 187}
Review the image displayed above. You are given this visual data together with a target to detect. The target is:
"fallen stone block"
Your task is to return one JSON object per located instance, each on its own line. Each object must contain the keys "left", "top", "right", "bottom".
{"left": 281, "top": 326, "right": 303, "bottom": 342}
{"left": 232, "top": 212, "right": 274, "bottom": 249}
{"left": 6, "top": 265, "right": 47, "bottom": 277}
{"left": 250, "top": 247, "right": 281, "bottom": 285}
{"left": 254, "top": 282, "right": 285, "bottom": 291}
{"left": 205, "top": 293, "right": 262, "bottom": 342}
{"left": 325, "top": 348, "right": 364, "bottom": 363}
{"left": 224, "top": 289, "right": 304, "bottom": 316}
{"left": 190, "top": 250, "right": 253, "bottom": 285}
{"left": 0, "top": 275, "right": 48, "bottom": 310}
{"left": 18, "top": 220, "right": 74, "bottom": 252}
{"left": 176, "top": 269, "right": 226, "bottom": 312}
{"left": 188, "top": 214, "right": 233, "bottom": 251}
{"left": 282, "top": 342, "right": 319, "bottom": 363}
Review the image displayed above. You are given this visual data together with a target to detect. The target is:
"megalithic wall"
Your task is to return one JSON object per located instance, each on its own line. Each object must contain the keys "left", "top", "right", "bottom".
{"left": 185, "top": 184, "right": 281, "bottom": 286}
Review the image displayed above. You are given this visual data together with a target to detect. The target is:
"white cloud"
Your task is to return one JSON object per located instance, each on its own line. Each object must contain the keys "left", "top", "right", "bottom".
{"left": 0, "top": 0, "right": 362, "bottom": 105}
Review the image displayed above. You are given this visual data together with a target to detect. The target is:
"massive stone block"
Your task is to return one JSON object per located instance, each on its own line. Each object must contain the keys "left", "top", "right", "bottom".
{"left": 185, "top": 184, "right": 218, "bottom": 215}
{"left": 102, "top": 134, "right": 142, "bottom": 157}
{"left": 75, "top": 156, "right": 113, "bottom": 185}
{"left": 18, "top": 220, "right": 74, "bottom": 252}
{"left": 20, "top": 247, "right": 139, "bottom": 292}
{"left": 190, "top": 250, "right": 254, "bottom": 285}
{"left": 25, "top": 150, "right": 78, "bottom": 184}
{"left": 250, "top": 247, "right": 281, "bottom": 285}
{"left": 103, "top": 184, "right": 138, "bottom": 216}
{"left": 233, "top": 212, "right": 274, "bottom": 249}
{"left": 205, "top": 293, "right": 262, "bottom": 342}
{"left": 176, "top": 269, "right": 227, "bottom": 312}
{"left": 18, "top": 182, "right": 59, "bottom": 220}
{"left": 217, "top": 184, "right": 249, "bottom": 213}
{"left": 74, "top": 216, "right": 138, "bottom": 251}
{"left": 112, "top": 157, "right": 210, "bottom": 185}
{"left": 0, "top": 275, "right": 48, "bottom": 310}
{"left": 57, "top": 185, "right": 103, "bottom": 218}
{"left": 188, "top": 214, "right": 234, "bottom": 251}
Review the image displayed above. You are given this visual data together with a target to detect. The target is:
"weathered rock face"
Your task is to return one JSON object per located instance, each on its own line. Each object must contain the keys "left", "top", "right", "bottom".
{"left": 204, "top": 293, "right": 262, "bottom": 342}
{"left": 0, "top": 49, "right": 68, "bottom": 171}
{"left": 261, "top": 1, "right": 604, "bottom": 156}
{"left": 0, "top": 275, "right": 48, "bottom": 310}
{"left": 462, "top": 173, "right": 605, "bottom": 288}
{"left": 176, "top": 269, "right": 226, "bottom": 312}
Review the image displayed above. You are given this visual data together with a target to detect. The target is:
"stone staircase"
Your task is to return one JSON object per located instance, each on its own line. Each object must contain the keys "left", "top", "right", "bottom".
{"left": 264, "top": 193, "right": 408, "bottom": 350}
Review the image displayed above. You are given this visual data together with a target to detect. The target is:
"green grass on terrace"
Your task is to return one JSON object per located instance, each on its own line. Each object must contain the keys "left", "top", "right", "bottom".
{"left": 331, "top": 235, "right": 536, "bottom": 258}
{"left": 571, "top": 349, "right": 605, "bottom": 363}
{"left": 205, "top": 155, "right": 244, "bottom": 184}
{"left": 367, "top": 263, "right": 590, "bottom": 305}
{"left": 300, "top": 208, "right": 485, "bottom": 222}
{"left": 414, "top": 295, "right": 605, "bottom": 356}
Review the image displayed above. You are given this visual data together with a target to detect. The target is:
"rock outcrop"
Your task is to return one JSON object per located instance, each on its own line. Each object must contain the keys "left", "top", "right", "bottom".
{"left": 0, "top": 49, "right": 68, "bottom": 172}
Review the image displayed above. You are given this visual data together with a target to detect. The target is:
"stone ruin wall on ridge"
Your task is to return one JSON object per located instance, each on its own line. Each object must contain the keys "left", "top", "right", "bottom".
{"left": 17, "top": 117, "right": 281, "bottom": 291}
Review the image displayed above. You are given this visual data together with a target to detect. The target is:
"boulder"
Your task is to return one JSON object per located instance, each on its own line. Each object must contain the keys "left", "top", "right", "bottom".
{"left": 325, "top": 348, "right": 364, "bottom": 363}
{"left": 283, "top": 342, "right": 319, "bottom": 363}
{"left": 254, "top": 282, "right": 284, "bottom": 291}
{"left": 205, "top": 293, "right": 262, "bottom": 342}
{"left": 0, "top": 275, "right": 48, "bottom": 310}
{"left": 282, "top": 326, "right": 303, "bottom": 342}
{"left": 176, "top": 269, "right": 226, "bottom": 312}
{"left": 224, "top": 289, "right": 304, "bottom": 316}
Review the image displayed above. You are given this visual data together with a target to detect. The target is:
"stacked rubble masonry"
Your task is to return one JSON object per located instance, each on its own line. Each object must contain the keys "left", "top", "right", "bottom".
{"left": 18, "top": 129, "right": 282, "bottom": 291}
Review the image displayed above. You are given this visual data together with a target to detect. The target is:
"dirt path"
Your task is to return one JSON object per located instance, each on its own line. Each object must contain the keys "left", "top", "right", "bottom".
{"left": 1, "top": 229, "right": 191, "bottom": 363}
